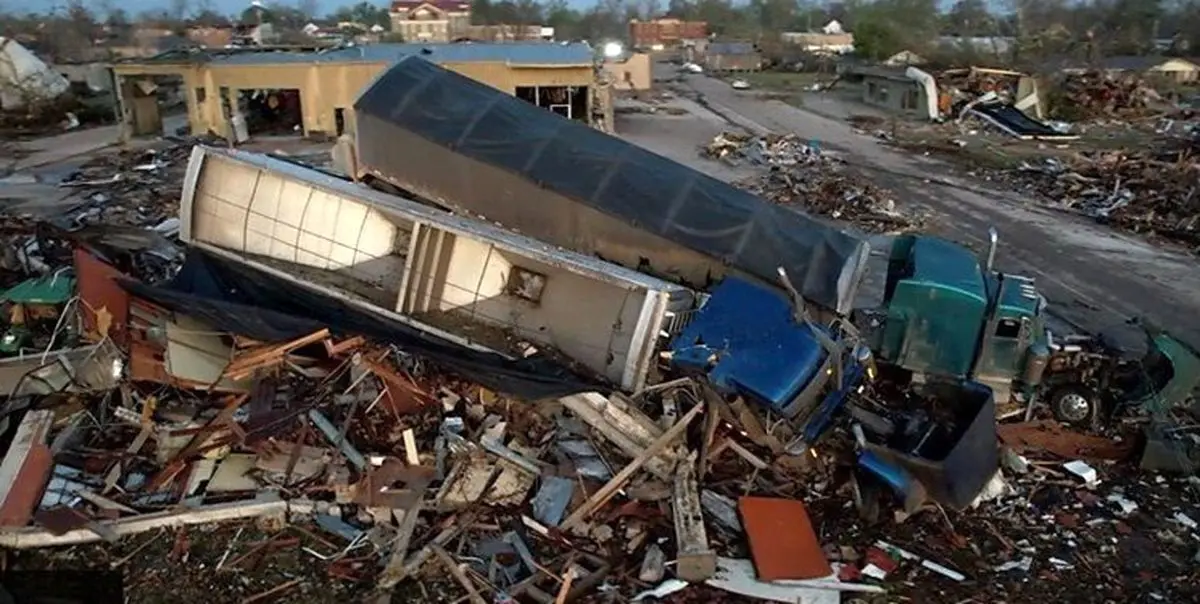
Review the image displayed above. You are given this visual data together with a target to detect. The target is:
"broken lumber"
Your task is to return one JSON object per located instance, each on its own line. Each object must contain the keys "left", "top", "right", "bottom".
{"left": 0, "top": 410, "right": 55, "bottom": 527}
{"left": 558, "top": 392, "right": 679, "bottom": 480}
{"left": 0, "top": 494, "right": 287, "bottom": 548}
{"left": 672, "top": 451, "right": 716, "bottom": 581}
{"left": 431, "top": 544, "right": 487, "bottom": 604}
{"left": 560, "top": 403, "right": 702, "bottom": 532}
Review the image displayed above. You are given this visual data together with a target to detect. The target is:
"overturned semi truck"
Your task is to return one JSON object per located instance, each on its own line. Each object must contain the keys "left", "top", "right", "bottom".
{"left": 345, "top": 57, "right": 1018, "bottom": 509}
{"left": 176, "top": 146, "right": 699, "bottom": 392}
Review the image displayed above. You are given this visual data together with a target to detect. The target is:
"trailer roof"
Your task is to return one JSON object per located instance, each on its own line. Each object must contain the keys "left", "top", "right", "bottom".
{"left": 354, "top": 56, "right": 869, "bottom": 313}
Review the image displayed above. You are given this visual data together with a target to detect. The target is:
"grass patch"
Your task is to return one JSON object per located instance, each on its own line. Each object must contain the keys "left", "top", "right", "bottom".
{"left": 736, "top": 71, "right": 825, "bottom": 91}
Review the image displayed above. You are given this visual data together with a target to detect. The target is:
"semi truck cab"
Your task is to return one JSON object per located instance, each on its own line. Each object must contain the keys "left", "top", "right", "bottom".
{"left": 857, "top": 231, "right": 1051, "bottom": 407}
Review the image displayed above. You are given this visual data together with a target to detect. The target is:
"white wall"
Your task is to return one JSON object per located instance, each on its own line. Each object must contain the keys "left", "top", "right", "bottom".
{"left": 190, "top": 155, "right": 409, "bottom": 290}
{"left": 408, "top": 227, "right": 651, "bottom": 385}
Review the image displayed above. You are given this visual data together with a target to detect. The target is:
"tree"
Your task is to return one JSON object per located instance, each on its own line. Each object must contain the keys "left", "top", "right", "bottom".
{"left": 168, "top": 0, "right": 191, "bottom": 23}
{"left": 295, "top": 0, "right": 320, "bottom": 21}
{"left": 849, "top": 0, "right": 940, "bottom": 59}
{"left": 944, "top": 0, "right": 993, "bottom": 36}
{"left": 332, "top": 2, "right": 392, "bottom": 28}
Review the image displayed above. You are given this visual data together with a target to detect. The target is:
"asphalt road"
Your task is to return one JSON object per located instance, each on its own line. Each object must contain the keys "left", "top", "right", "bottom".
{"left": 676, "top": 71, "right": 1200, "bottom": 350}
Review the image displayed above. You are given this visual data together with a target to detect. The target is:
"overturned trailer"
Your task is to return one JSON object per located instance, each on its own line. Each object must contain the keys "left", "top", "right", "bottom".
{"left": 178, "top": 146, "right": 698, "bottom": 391}
{"left": 351, "top": 56, "right": 868, "bottom": 315}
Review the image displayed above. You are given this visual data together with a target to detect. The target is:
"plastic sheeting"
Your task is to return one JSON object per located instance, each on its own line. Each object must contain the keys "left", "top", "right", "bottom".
{"left": 120, "top": 248, "right": 595, "bottom": 401}
{"left": 354, "top": 56, "right": 869, "bottom": 314}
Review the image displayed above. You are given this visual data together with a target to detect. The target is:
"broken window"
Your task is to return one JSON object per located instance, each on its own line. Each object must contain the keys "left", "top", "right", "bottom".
{"left": 514, "top": 86, "right": 589, "bottom": 122}
{"left": 505, "top": 267, "right": 546, "bottom": 303}
{"left": 994, "top": 318, "right": 1021, "bottom": 339}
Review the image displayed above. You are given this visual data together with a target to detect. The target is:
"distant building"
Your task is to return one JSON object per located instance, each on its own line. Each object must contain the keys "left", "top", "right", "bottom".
{"left": 937, "top": 36, "right": 1015, "bottom": 57}
{"left": 186, "top": 26, "right": 234, "bottom": 48}
{"left": 602, "top": 52, "right": 651, "bottom": 90}
{"left": 779, "top": 31, "right": 854, "bottom": 55}
{"left": 822, "top": 20, "right": 844, "bottom": 35}
{"left": 1043, "top": 55, "right": 1199, "bottom": 83}
{"left": 232, "top": 23, "right": 277, "bottom": 46}
{"left": 1098, "top": 56, "right": 1199, "bottom": 83}
{"left": 629, "top": 18, "right": 707, "bottom": 50}
{"left": 702, "top": 42, "right": 762, "bottom": 73}
{"left": 856, "top": 67, "right": 926, "bottom": 115}
{"left": 883, "top": 50, "right": 925, "bottom": 66}
{"left": 458, "top": 24, "right": 553, "bottom": 42}
{"left": 389, "top": 1, "right": 471, "bottom": 43}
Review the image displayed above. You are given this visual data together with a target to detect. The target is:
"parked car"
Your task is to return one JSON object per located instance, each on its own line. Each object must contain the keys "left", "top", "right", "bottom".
{"left": 730, "top": 79, "right": 751, "bottom": 90}
{"left": 681, "top": 62, "right": 703, "bottom": 74}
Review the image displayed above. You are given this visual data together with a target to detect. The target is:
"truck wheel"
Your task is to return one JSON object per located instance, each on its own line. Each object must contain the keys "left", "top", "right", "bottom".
{"left": 1049, "top": 386, "right": 1100, "bottom": 426}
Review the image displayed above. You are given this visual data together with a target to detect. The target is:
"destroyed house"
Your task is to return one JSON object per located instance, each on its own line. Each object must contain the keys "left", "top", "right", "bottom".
{"left": 178, "top": 146, "right": 697, "bottom": 391}
{"left": 353, "top": 56, "right": 868, "bottom": 315}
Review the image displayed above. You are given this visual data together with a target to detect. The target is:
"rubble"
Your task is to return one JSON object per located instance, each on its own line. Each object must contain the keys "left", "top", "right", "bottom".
{"left": 1054, "top": 71, "right": 1167, "bottom": 121}
{"left": 0, "top": 124, "right": 1198, "bottom": 604}
{"left": 702, "top": 131, "right": 928, "bottom": 233}
{"left": 1007, "top": 148, "right": 1200, "bottom": 250}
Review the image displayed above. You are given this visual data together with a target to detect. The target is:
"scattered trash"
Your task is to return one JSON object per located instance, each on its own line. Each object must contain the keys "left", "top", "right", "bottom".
{"left": 1064, "top": 460, "right": 1101, "bottom": 486}
{"left": 701, "top": 131, "right": 928, "bottom": 233}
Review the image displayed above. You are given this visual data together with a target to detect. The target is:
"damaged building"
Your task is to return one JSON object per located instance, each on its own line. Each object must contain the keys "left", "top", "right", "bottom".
{"left": 110, "top": 42, "right": 606, "bottom": 142}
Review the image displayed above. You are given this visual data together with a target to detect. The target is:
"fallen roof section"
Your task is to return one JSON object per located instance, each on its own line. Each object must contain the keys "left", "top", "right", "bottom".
{"left": 967, "top": 102, "right": 1079, "bottom": 141}
{"left": 353, "top": 55, "right": 869, "bottom": 315}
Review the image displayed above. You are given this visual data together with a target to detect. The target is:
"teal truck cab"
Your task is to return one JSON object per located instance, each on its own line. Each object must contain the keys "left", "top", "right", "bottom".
{"left": 856, "top": 230, "right": 1051, "bottom": 414}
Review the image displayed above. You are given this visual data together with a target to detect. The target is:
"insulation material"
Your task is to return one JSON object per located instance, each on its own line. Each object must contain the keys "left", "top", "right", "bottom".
{"left": 354, "top": 56, "right": 869, "bottom": 314}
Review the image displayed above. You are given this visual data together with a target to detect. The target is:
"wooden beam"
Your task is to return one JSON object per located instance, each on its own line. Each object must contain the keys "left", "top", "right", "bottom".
{"left": 672, "top": 451, "right": 716, "bottom": 581}
{"left": 560, "top": 403, "right": 702, "bottom": 533}
{"left": 0, "top": 495, "right": 287, "bottom": 549}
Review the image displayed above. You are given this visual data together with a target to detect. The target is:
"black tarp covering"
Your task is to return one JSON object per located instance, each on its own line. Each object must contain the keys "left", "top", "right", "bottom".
{"left": 121, "top": 249, "right": 595, "bottom": 400}
{"left": 970, "top": 102, "right": 1078, "bottom": 140}
{"left": 354, "top": 56, "right": 868, "bottom": 314}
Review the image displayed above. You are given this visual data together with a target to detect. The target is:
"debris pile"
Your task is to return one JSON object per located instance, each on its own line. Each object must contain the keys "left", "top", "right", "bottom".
{"left": 5, "top": 309, "right": 1200, "bottom": 603}
{"left": 0, "top": 125, "right": 1197, "bottom": 604}
{"left": 55, "top": 138, "right": 202, "bottom": 228}
{"left": 1013, "top": 150, "right": 1200, "bottom": 249}
{"left": 1054, "top": 72, "right": 1165, "bottom": 120}
{"left": 702, "top": 132, "right": 927, "bottom": 233}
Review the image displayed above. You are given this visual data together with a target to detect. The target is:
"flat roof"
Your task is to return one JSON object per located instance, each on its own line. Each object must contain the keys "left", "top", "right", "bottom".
{"left": 129, "top": 42, "right": 595, "bottom": 67}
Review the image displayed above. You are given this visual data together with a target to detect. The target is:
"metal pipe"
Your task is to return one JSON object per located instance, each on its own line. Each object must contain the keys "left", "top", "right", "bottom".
{"left": 985, "top": 227, "right": 998, "bottom": 272}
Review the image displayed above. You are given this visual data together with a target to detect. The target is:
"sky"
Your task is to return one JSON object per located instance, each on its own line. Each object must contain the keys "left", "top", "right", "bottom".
{"left": 17, "top": 0, "right": 579, "bottom": 17}
{"left": 17, "top": 0, "right": 989, "bottom": 19}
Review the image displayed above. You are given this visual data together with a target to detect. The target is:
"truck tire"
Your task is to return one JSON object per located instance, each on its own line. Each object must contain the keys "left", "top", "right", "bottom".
{"left": 1049, "top": 385, "right": 1100, "bottom": 427}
